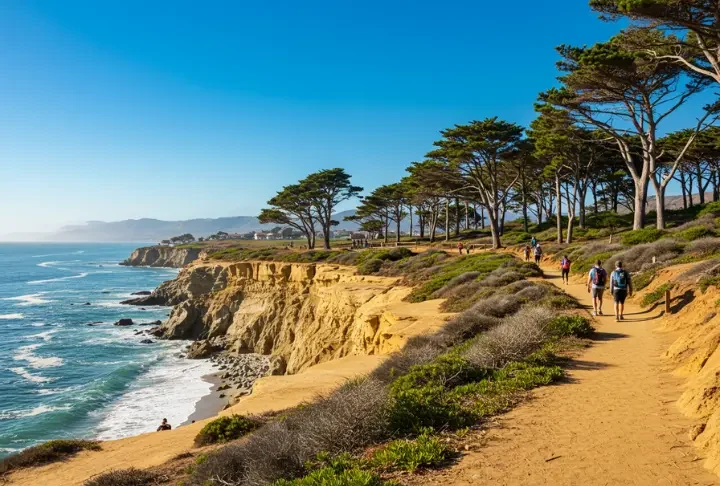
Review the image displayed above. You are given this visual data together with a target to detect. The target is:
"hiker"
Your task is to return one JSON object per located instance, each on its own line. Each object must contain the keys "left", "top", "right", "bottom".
{"left": 466, "top": 245, "right": 471, "bottom": 255}
{"left": 560, "top": 255, "right": 571, "bottom": 285}
{"left": 587, "top": 260, "right": 607, "bottom": 317}
{"left": 457, "top": 242, "right": 464, "bottom": 255}
{"left": 611, "top": 260, "right": 632, "bottom": 322}
{"left": 534, "top": 243, "right": 542, "bottom": 264}
{"left": 157, "top": 418, "right": 171, "bottom": 431}
{"left": 530, "top": 236, "right": 537, "bottom": 248}
{"left": 523, "top": 245, "right": 531, "bottom": 262}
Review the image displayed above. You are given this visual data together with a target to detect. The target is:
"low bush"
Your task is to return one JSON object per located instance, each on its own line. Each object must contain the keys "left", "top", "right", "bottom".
{"left": 274, "top": 454, "right": 396, "bottom": 486}
{"left": 699, "top": 276, "right": 720, "bottom": 293}
{"left": 371, "top": 430, "right": 450, "bottom": 472}
{"left": 437, "top": 313, "right": 501, "bottom": 345}
{"left": 698, "top": 201, "right": 720, "bottom": 218}
{"left": 464, "top": 307, "right": 553, "bottom": 369}
{"left": 640, "top": 283, "right": 673, "bottom": 307}
{"left": 608, "top": 239, "right": 681, "bottom": 272}
{"left": 621, "top": 228, "right": 665, "bottom": 245}
{"left": 546, "top": 315, "right": 594, "bottom": 338}
{"left": 83, "top": 468, "right": 161, "bottom": 486}
{"left": 539, "top": 293, "right": 581, "bottom": 310}
{"left": 194, "top": 415, "right": 260, "bottom": 446}
{"left": 687, "top": 237, "right": 720, "bottom": 256}
{"left": 675, "top": 225, "right": 715, "bottom": 241}
{"left": 470, "top": 293, "right": 522, "bottom": 318}
{"left": 357, "top": 258, "right": 384, "bottom": 275}
{"left": 0, "top": 439, "right": 101, "bottom": 474}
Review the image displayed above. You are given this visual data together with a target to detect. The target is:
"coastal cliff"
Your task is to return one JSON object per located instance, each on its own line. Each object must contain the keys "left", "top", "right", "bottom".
{"left": 120, "top": 246, "right": 203, "bottom": 268}
{"left": 136, "top": 261, "right": 449, "bottom": 374}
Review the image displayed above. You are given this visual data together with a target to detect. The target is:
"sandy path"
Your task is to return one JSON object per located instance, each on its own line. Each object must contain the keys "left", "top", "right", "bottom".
{"left": 417, "top": 265, "right": 720, "bottom": 486}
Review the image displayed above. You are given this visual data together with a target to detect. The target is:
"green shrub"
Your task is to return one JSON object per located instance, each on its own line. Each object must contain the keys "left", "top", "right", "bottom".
{"left": 676, "top": 225, "right": 715, "bottom": 241}
{"left": 700, "top": 276, "right": 720, "bottom": 293}
{"left": 194, "top": 415, "right": 260, "bottom": 446}
{"left": 546, "top": 315, "right": 594, "bottom": 338}
{"left": 640, "top": 283, "right": 673, "bottom": 307}
{"left": 0, "top": 439, "right": 101, "bottom": 474}
{"left": 621, "top": 228, "right": 665, "bottom": 245}
{"left": 371, "top": 430, "right": 450, "bottom": 472}
{"left": 274, "top": 454, "right": 397, "bottom": 486}
{"left": 698, "top": 201, "right": 720, "bottom": 218}
{"left": 406, "top": 253, "right": 513, "bottom": 303}
{"left": 632, "top": 270, "right": 655, "bottom": 291}
{"left": 83, "top": 468, "right": 161, "bottom": 486}
{"left": 357, "top": 258, "right": 384, "bottom": 275}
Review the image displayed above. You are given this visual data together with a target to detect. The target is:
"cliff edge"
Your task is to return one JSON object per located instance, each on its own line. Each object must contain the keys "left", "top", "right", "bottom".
{"left": 120, "top": 246, "right": 203, "bottom": 268}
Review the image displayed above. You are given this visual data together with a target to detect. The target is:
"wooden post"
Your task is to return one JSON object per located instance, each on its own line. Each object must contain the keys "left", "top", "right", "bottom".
{"left": 665, "top": 289, "right": 671, "bottom": 314}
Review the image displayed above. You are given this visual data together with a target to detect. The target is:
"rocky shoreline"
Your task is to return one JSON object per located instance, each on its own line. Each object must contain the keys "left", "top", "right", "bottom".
{"left": 120, "top": 246, "right": 203, "bottom": 268}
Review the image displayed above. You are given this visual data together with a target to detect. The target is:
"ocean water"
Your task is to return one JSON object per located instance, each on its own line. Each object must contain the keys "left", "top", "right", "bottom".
{"left": 0, "top": 243, "right": 215, "bottom": 458}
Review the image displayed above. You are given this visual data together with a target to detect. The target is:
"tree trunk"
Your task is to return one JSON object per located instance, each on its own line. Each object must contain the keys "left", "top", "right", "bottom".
{"left": 655, "top": 184, "right": 667, "bottom": 229}
{"left": 713, "top": 168, "right": 720, "bottom": 202}
{"left": 454, "top": 198, "right": 460, "bottom": 236}
{"left": 578, "top": 183, "right": 587, "bottom": 229}
{"left": 680, "top": 171, "right": 688, "bottom": 209}
{"left": 480, "top": 207, "right": 485, "bottom": 229}
{"left": 310, "top": 232, "right": 316, "bottom": 249}
{"left": 697, "top": 164, "right": 706, "bottom": 205}
{"left": 487, "top": 208, "right": 502, "bottom": 249}
{"left": 688, "top": 173, "right": 695, "bottom": 207}
{"left": 445, "top": 199, "right": 450, "bottom": 242}
{"left": 591, "top": 182, "right": 598, "bottom": 215}
{"left": 408, "top": 205, "right": 413, "bottom": 238}
{"left": 499, "top": 202, "right": 507, "bottom": 236}
{"left": 396, "top": 214, "right": 401, "bottom": 243}
{"left": 464, "top": 201, "right": 469, "bottom": 231}
{"left": 419, "top": 213, "right": 425, "bottom": 239}
{"left": 555, "top": 173, "right": 563, "bottom": 244}
{"left": 522, "top": 190, "right": 529, "bottom": 233}
{"left": 566, "top": 181, "right": 579, "bottom": 244}
{"left": 384, "top": 214, "right": 389, "bottom": 244}
{"left": 631, "top": 176, "right": 648, "bottom": 230}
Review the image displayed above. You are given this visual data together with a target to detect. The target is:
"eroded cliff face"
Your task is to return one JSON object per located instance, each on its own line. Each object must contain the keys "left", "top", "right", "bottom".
{"left": 156, "top": 261, "right": 449, "bottom": 374}
{"left": 120, "top": 246, "right": 203, "bottom": 268}
{"left": 644, "top": 262, "right": 720, "bottom": 475}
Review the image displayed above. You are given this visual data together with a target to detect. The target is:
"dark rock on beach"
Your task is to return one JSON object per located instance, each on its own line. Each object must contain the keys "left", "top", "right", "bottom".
{"left": 139, "top": 339, "right": 154, "bottom": 344}
{"left": 131, "top": 291, "right": 152, "bottom": 296}
{"left": 187, "top": 340, "right": 217, "bottom": 359}
{"left": 139, "top": 320, "right": 162, "bottom": 326}
{"left": 114, "top": 318, "right": 134, "bottom": 326}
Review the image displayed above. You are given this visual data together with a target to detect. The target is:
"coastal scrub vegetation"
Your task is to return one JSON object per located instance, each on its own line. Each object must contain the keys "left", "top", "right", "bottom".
{"left": 183, "top": 253, "right": 591, "bottom": 486}
{"left": 194, "top": 415, "right": 261, "bottom": 446}
{"left": 0, "top": 439, "right": 101, "bottom": 474}
{"left": 83, "top": 468, "right": 162, "bottom": 486}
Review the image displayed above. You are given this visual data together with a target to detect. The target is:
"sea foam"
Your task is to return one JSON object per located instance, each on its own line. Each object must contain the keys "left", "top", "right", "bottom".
{"left": 13, "top": 344, "right": 64, "bottom": 368}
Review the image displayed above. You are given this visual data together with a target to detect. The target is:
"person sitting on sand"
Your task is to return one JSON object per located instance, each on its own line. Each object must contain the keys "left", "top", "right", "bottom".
{"left": 157, "top": 418, "right": 171, "bottom": 431}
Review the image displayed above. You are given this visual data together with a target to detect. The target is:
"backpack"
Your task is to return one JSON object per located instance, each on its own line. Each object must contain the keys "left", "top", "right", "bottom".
{"left": 561, "top": 258, "right": 571, "bottom": 270}
{"left": 592, "top": 267, "right": 607, "bottom": 287}
{"left": 614, "top": 270, "right": 628, "bottom": 289}
{"left": 534, "top": 246, "right": 542, "bottom": 256}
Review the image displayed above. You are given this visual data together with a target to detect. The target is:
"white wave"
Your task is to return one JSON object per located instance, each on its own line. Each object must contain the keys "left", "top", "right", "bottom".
{"left": 13, "top": 344, "right": 64, "bottom": 368}
{"left": 73, "top": 250, "right": 85, "bottom": 254}
{"left": 0, "top": 405, "right": 70, "bottom": 420}
{"left": 94, "top": 348, "right": 216, "bottom": 440}
{"left": 3, "top": 293, "right": 55, "bottom": 306}
{"left": 0, "top": 313, "right": 24, "bottom": 320}
{"left": 30, "top": 322, "right": 46, "bottom": 327}
{"left": 10, "top": 367, "right": 52, "bottom": 384}
{"left": 35, "top": 387, "right": 69, "bottom": 395}
{"left": 27, "top": 330, "right": 58, "bottom": 342}
{"left": 0, "top": 448, "right": 19, "bottom": 454}
{"left": 28, "top": 272, "right": 89, "bottom": 285}
{"left": 93, "top": 301, "right": 126, "bottom": 308}
{"left": 37, "top": 261, "right": 60, "bottom": 268}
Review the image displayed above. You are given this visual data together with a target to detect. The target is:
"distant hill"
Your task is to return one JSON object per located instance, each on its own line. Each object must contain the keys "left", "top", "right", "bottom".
{"left": 1, "top": 212, "right": 364, "bottom": 242}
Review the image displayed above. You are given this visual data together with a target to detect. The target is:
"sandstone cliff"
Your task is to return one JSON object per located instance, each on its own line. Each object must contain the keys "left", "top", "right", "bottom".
{"left": 154, "top": 261, "right": 450, "bottom": 374}
{"left": 120, "top": 246, "right": 203, "bottom": 268}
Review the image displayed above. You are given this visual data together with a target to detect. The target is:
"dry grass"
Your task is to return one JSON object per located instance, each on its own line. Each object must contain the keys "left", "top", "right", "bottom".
{"left": 464, "top": 307, "right": 555, "bottom": 368}
{"left": 608, "top": 239, "right": 682, "bottom": 272}
{"left": 0, "top": 440, "right": 101, "bottom": 475}
{"left": 83, "top": 468, "right": 163, "bottom": 486}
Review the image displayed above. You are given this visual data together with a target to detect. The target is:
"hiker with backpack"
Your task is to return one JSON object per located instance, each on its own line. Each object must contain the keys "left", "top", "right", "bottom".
{"left": 530, "top": 236, "right": 537, "bottom": 248}
{"left": 457, "top": 242, "right": 464, "bottom": 255}
{"left": 560, "top": 255, "right": 571, "bottom": 285}
{"left": 587, "top": 260, "right": 607, "bottom": 317}
{"left": 534, "top": 243, "right": 542, "bottom": 264}
{"left": 610, "top": 261, "right": 633, "bottom": 322}
{"left": 523, "top": 245, "right": 531, "bottom": 262}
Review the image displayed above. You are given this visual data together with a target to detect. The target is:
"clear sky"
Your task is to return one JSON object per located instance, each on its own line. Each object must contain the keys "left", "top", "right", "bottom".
{"left": 0, "top": 1, "right": 708, "bottom": 234}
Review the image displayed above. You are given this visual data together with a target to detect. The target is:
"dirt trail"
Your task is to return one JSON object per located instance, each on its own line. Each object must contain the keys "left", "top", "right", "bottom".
{"left": 418, "top": 264, "right": 720, "bottom": 486}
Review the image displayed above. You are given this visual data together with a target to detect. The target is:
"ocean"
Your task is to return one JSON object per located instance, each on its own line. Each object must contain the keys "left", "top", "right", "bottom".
{"left": 0, "top": 243, "right": 215, "bottom": 458}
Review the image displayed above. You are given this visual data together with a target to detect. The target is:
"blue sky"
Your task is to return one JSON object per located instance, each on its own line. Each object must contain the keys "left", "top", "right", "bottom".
{"left": 0, "top": 1, "right": 708, "bottom": 234}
